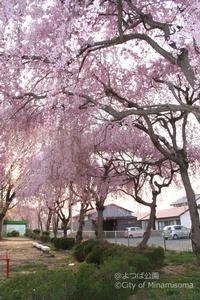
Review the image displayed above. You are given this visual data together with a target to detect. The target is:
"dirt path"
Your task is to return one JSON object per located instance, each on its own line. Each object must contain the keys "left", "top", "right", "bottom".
{"left": 0, "top": 238, "right": 75, "bottom": 278}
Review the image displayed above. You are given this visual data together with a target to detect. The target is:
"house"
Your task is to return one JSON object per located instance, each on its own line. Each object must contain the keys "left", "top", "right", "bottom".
{"left": 72, "top": 204, "right": 137, "bottom": 232}
{"left": 138, "top": 194, "right": 200, "bottom": 230}
{"left": 138, "top": 207, "right": 188, "bottom": 230}
{"left": 2, "top": 220, "right": 28, "bottom": 236}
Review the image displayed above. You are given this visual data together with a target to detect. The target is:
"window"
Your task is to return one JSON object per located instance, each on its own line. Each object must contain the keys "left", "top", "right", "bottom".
{"left": 174, "top": 226, "right": 182, "bottom": 230}
{"left": 158, "top": 218, "right": 181, "bottom": 230}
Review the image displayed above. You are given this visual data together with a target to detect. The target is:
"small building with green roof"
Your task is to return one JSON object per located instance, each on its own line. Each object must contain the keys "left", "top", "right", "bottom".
{"left": 2, "top": 220, "right": 28, "bottom": 236}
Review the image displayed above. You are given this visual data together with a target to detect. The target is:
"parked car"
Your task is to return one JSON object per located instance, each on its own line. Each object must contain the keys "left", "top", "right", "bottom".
{"left": 162, "top": 225, "right": 191, "bottom": 240}
{"left": 124, "top": 227, "right": 144, "bottom": 238}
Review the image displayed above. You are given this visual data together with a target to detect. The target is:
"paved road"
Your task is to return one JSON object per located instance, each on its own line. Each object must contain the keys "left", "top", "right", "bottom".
{"left": 106, "top": 236, "right": 192, "bottom": 251}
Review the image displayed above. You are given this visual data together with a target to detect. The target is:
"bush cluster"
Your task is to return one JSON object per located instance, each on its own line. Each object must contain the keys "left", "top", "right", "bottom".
{"left": 73, "top": 240, "right": 165, "bottom": 299}
{"left": 25, "top": 229, "right": 50, "bottom": 243}
{"left": 25, "top": 229, "right": 75, "bottom": 250}
{"left": 74, "top": 239, "right": 165, "bottom": 269}
{"left": 7, "top": 230, "right": 19, "bottom": 237}
{"left": 25, "top": 228, "right": 40, "bottom": 240}
{"left": 53, "top": 237, "right": 75, "bottom": 250}
{"left": 33, "top": 229, "right": 40, "bottom": 235}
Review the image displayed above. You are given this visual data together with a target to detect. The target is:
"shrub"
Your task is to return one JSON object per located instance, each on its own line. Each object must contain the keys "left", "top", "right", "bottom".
{"left": 53, "top": 237, "right": 75, "bottom": 250}
{"left": 102, "top": 243, "right": 133, "bottom": 262}
{"left": 144, "top": 246, "right": 165, "bottom": 268}
{"left": 75, "top": 259, "right": 136, "bottom": 300}
{"left": 85, "top": 241, "right": 110, "bottom": 265}
{"left": 40, "top": 235, "right": 50, "bottom": 243}
{"left": 74, "top": 240, "right": 165, "bottom": 272}
{"left": 74, "top": 239, "right": 98, "bottom": 262}
{"left": 74, "top": 239, "right": 111, "bottom": 263}
{"left": 7, "top": 230, "right": 19, "bottom": 237}
{"left": 129, "top": 254, "right": 153, "bottom": 272}
{"left": 33, "top": 229, "right": 40, "bottom": 235}
{"left": 73, "top": 243, "right": 85, "bottom": 262}
{"left": 50, "top": 237, "right": 55, "bottom": 243}
{"left": 42, "top": 231, "right": 50, "bottom": 236}
{"left": 25, "top": 228, "right": 32, "bottom": 237}
{"left": 30, "top": 232, "right": 40, "bottom": 240}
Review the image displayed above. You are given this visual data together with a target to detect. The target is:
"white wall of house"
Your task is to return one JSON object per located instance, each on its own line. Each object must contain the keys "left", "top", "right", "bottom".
{"left": 180, "top": 211, "right": 192, "bottom": 228}
{"left": 141, "top": 218, "right": 180, "bottom": 231}
{"left": 3, "top": 224, "right": 26, "bottom": 236}
{"left": 180, "top": 209, "right": 200, "bottom": 229}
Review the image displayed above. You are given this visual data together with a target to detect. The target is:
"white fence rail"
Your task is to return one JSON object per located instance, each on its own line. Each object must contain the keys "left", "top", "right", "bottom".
{"left": 50, "top": 230, "right": 193, "bottom": 252}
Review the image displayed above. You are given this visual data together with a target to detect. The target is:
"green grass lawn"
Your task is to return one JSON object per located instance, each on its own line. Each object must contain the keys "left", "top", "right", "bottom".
{"left": 134, "top": 251, "right": 200, "bottom": 300}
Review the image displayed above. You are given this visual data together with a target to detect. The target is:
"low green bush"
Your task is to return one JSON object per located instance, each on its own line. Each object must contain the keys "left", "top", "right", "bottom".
{"left": 144, "top": 246, "right": 165, "bottom": 268}
{"left": 85, "top": 241, "right": 110, "bottom": 265}
{"left": 75, "top": 259, "right": 136, "bottom": 300}
{"left": 25, "top": 228, "right": 32, "bottom": 237}
{"left": 30, "top": 232, "right": 40, "bottom": 240}
{"left": 53, "top": 237, "right": 75, "bottom": 250}
{"left": 7, "top": 230, "right": 19, "bottom": 237}
{"left": 74, "top": 239, "right": 98, "bottom": 262}
{"left": 74, "top": 240, "right": 165, "bottom": 272}
{"left": 33, "top": 229, "right": 40, "bottom": 235}
{"left": 40, "top": 235, "right": 50, "bottom": 243}
{"left": 50, "top": 237, "right": 55, "bottom": 243}
{"left": 42, "top": 231, "right": 50, "bottom": 236}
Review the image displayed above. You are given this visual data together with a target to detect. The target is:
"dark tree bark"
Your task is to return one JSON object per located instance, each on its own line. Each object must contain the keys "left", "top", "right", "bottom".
{"left": 0, "top": 185, "right": 15, "bottom": 239}
{"left": 57, "top": 204, "right": 71, "bottom": 238}
{"left": 180, "top": 163, "right": 200, "bottom": 263}
{"left": 38, "top": 211, "right": 43, "bottom": 233}
{"left": 52, "top": 213, "right": 59, "bottom": 238}
{"left": 76, "top": 203, "right": 85, "bottom": 244}
{"left": 138, "top": 193, "right": 157, "bottom": 249}
{"left": 96, "top": 203, "right": 104, "bottom": 239}
{"left": 62, "top": 221, "right": 68, "bottom": 237}
{"left": 0, "top": 216, "right": 4, "bottom": 239}
{"left": 46, "top": 208, "right": 52, "bottom": 232}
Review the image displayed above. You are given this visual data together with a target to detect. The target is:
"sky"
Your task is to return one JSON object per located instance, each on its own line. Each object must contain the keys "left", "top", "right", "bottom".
{"left": 105, "top": 182, "right": 200, "bottom": 215}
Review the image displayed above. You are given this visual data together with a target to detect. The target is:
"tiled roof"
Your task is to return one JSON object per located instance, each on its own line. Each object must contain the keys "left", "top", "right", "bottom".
{"left": 72, "top": 203, "right": 134, "bottom": 220}
{"left": 138, "top": 206, "right": 189, "bottom": 221}
{"left": 171, "top": 194, "right": 200, "bottom": 206}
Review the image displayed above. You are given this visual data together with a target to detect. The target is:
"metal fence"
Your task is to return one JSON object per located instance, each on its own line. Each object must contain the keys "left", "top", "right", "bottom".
{"left": 49, "top": 229, "right": 192, "bottom": 252}
{"left": 71, "top": 230, "right": 192, "bottom": 252}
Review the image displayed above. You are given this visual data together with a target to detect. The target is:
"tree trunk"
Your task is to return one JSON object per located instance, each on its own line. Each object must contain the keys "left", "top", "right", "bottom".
{"left": 46, "top": 208, "right": 52, "bottom": 232}
{"left": 96, "top": 204, "right": 104, "bottom": 239}
{"left": 180, "top": 164, "right": 200, "bottom": 264}
{"left": 52, "top": 214, "right": 59, "bottom": 238}
{"left": 63, "top": 221, "right": 68, "bottom": 238}
{"left": 138, "top": 194, "right": 157, "bottom": 249}
{"left": 0, "top": 216, "right": 4, "bottom": 240}
{"left": 38, "top": 212, "right": 43, "bottom": 233}
{"left": 76, "top": 204, "right": 85, "bottom": 244}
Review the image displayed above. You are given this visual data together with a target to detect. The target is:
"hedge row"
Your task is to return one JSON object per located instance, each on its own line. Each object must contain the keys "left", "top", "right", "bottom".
{"left": 7, "top": 230, "right": 20, "bottom": 237}
{"left": 25, "top": 229, "right": 50, "bottom": 242}
{"left": 25, "top": 229, "right": 75, "bottom": 250}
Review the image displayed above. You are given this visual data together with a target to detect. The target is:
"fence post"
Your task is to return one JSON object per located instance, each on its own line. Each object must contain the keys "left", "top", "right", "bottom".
{"left": 114, "top": 231, "right": 117, "bottom": 244}
{"left": 128, "top": 235, "right": 130, "bottom": 247}
{"left": 163, "top": 237, "right": 166, "bottom": 251}
{"left": 6, "top": 251, "right": 10, "bottom": 278}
